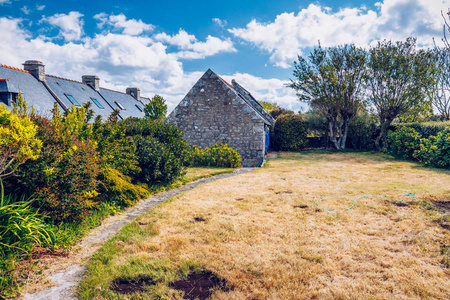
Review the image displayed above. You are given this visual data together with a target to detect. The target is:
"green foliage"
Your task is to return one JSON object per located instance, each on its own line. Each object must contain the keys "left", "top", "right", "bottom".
{"left": 259, "top": 101, "right": 281, "bottom": 113}
{"left": 413, "top": 127, "right": 450, "bottom": 168}
{"left": 270, "top": 108, "right": 295, "bottom": 120}
{"left": 288, "top": 44, "right": 367, "bottom": 150}
{"left": 96, "top": 167, "right": 147, "bottom": 208}
{"left": 0, "top": 99, "right": 42, "bottom": 178}
{"left": 144, "top": 94, "right": 167, "bottom": 121}
{"left": 93, "top": 113, "right": 140, "bottom": 178}
{"left": 346, "top": 112, "right": 379, "bottom": 150}
{"left": 0, "top": 184, "right": 56, "bottom": 298}
{"left": 387, "top": 127, "right": 422, "bottom": 159}
{"left": 13, "top": 114, "right": 100, "bottom": 223}
{"left": 273, "top": 114, "right": 308, "bottom": 151}
{"left": 0, "top": 191, "right": 55, "bottom": 257}
{"left": 366, "top": 38, "right": 437, "bottom": 150}
{"left": 189, "top": 143, "right": 242, "bottom": 168}
{"left": 122, "top": 118, "right": 190, "bottom": 185}
{"left": 392, "top": 121, "right": 450, "bottom": 138}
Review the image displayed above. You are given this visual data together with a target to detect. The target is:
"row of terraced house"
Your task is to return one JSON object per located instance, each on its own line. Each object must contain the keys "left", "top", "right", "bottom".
{"left": 0, "top": 60, "right": 274, "bottom": 166}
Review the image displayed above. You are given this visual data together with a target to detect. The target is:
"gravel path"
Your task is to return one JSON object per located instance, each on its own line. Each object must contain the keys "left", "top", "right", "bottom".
{"left": 21, "top": 168, "right": 254, "bottom": 300}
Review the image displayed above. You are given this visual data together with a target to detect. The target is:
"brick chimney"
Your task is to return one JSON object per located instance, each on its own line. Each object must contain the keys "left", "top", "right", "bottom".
{"left": 82, "top": 75, "right": 100, "bottom": 91}
{"left": 23, "top": 60, "right": 46, "bottom": 82}
{"left": 126, "top": 87, "right": 140, "bottom": 101}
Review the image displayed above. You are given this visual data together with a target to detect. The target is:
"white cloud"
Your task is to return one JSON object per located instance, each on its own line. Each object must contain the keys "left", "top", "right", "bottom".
{"left": 42, "top": 11, "right": 84, "bottom": 41}
{"left": 230, "top": 0, "right": 449, "bottom": 68}
{"left": 213, "top": 18, "right": 228, "bottom": 28}
{"left": 154, "top": 29, "right": 236, "bottom": 59}
{"left": 36, "top": 5, "right": 45, "bottom": 11}
{"left": 21, "top": 6, "right": 30, "bottom": 14}
{"left": 221, "top": 73, "right": 306, "bottom": 112}
{"left": 0, "top": 16, "right": 206, "bottom": 111}
{"left": 94, "top": 13, "right": 154, "bottom": 35}
{"left": 0, "top": 0, "right": 11, "bottom": 5}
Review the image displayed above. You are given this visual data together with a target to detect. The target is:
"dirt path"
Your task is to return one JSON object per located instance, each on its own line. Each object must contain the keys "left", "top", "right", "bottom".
{"left": 20, "top": 168, "right": 254, "bottom": 300}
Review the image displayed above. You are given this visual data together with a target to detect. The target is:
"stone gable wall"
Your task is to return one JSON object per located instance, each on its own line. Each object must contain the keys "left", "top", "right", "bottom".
{"left": 166, "top": 70, "right": 266, "bottom": 167}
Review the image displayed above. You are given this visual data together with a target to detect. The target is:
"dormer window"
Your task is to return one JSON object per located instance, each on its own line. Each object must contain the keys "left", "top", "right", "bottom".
{"left": 65, "top": 94, "right": 80, "bottom": 106}
{"left": 114, "top": 101, "right": 125, "bottom": 110}
{"left": 91, "top": 98, "right": 104, "bottom": 109}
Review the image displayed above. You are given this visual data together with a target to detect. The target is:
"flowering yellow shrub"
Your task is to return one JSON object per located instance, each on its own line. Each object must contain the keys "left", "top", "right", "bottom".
{"left": 0, "top": 103, "right": 41, "bottom": 177}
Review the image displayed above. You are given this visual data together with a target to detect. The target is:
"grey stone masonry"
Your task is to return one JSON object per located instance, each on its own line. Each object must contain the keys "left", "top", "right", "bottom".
{"left": 166, "top": 69, "right": 270, "bottom": 167}
{"left": 23, "top": 60, "right": 46, "bottom": 82}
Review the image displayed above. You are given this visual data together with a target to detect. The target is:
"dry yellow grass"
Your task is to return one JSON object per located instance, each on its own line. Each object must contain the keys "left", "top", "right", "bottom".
{"left": 80, "top": 151, "right": 450, "bottom": 299}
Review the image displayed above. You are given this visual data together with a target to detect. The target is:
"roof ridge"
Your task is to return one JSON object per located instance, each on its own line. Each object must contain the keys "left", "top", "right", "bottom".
{"left": 0, "top": 64, "right": 31, "bottom": 74}
{"left": 46, "top": 74, "right": 85, "bottom": 85}
{"left": 100, "top": 87, "right": 128, "bottom": 95}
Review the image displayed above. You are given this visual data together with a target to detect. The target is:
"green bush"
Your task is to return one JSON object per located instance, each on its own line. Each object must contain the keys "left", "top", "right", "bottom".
{"left": 392, "top": 121, "right": 450, "bottom": 138}
{"left": 96, "top": 167, "right": 147, "bottom": 208}
{"left": 93, "top": 113, "right": 140, "bottom": 178}
{"left": 387, "top": 127, "right": 422, "bottom": 159}
{"left": 11, "top": 115, "right": 100, "bottom": 223}
{"left": 413, "top": 127, "right": 450, "bottom": 168}
{"left": 273, "top": 114, "right": 308, "bottom": 151}
{"left": 189, "top": 143, "right": 242, "bottom": 168}
{"left": 122, "top": 118, "right": 190, "bottom": 185}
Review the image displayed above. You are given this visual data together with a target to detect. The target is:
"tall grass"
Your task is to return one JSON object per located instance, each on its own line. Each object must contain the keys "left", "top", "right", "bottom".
{"left": 0, "top": 179, "right": 56, "bottom": 298}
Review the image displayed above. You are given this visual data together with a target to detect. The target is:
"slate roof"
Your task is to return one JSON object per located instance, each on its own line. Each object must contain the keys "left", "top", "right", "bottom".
{"left": 46, "top": 75, "right": 116, "bottom": 118}
{"left": 0, "top": 78, "right": 19, "bottom": 93}
{"left": 0, "top": 65, "right": 60, "bottom": 117}
{"left": 98, "top": 88, "right": 146, "bottom": 119}
{"left": 0, "top": 62, "right": 147, "bottom": 120}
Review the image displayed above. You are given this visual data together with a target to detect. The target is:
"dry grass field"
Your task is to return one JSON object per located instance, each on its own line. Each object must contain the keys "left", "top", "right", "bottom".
{"left": 78, "top": 151, "right": 450, "bottom": 299}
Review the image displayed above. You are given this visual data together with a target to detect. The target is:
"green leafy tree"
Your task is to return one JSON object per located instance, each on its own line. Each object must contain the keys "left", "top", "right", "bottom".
{"left": 288, "top": 44, "right": 367, "bottom": 150}
{"left": 144, "top": 94, "right": 167, "bottom": 120}
{"left": 365, "top": 38, "right": 437, "bottom": 150}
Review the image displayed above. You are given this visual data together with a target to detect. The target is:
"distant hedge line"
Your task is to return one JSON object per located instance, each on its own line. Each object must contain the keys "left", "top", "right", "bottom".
{"left": 391, "top": 121, "right": 450, "bottom": 138}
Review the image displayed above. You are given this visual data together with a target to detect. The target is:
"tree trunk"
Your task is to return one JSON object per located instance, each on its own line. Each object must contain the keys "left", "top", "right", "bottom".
{"left": 340, "top": 118, "right": 350, "bottom": 150}
{"left": 376, "top": 119, "right": 392, "bottom": 151}
{"left": 329, "top": 120, "right": 339, "bottom": 150}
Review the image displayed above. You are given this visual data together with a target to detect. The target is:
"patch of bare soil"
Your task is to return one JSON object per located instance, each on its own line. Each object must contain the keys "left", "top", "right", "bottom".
{"left": 171, "top": 271, "right": 229, "bottom": 300}
{"left": 431, "top": 196, "right": 450, "bottom": 213}
{"left": 111, "top": 277, "right": 155, "bottom": 294}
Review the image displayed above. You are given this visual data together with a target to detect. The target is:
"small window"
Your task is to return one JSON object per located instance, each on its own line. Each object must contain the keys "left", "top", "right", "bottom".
{"left": 135, "top": 104, "right": 143, "bottom": 112}
{"left": 114, "top": 101, "right": 125, "bottom": 110}
{"left": 91, "top": 98, "right": 104, "bottom": 109}
{"left": 65, "top": 94, "right": 80, "bottom": 106}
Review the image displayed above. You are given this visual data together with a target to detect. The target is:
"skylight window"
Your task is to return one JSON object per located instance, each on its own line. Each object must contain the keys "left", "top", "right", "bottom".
{"left": 114, "top": 101, "right": 125, "bottom": 110}
{"left": 91, "top": 98, "right": 104, "bottom": 109}
{"left": 65, "top": 94, "right": 80, "bottom": 106}
{"left": 135, "top": 104, "right": 143, "bottom": 112}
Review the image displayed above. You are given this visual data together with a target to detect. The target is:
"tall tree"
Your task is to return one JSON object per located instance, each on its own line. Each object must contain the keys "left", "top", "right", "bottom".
{"left": 432, "top": 11, "right": 450, "bottom": 120}
{"left": 144, "top": 94, "right": 167, "bottom": 121}
{"left": 288, "top": 44, "right": 367, "bottom": 150}
{"left": 365, "top": 38, "right": 437, "bottom": 150}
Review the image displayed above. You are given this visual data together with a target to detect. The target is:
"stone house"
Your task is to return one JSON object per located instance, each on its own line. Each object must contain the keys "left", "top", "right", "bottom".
{"left": 0, "top": 60, "right": 149, "bottom": 119}
{"left": 166, "top": 69, "right": 275, "bottom": 167}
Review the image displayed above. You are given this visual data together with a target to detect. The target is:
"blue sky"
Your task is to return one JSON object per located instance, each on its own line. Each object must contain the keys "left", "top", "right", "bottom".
{"left": 0, "top": 0, "right": 448, "bottom": 112}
